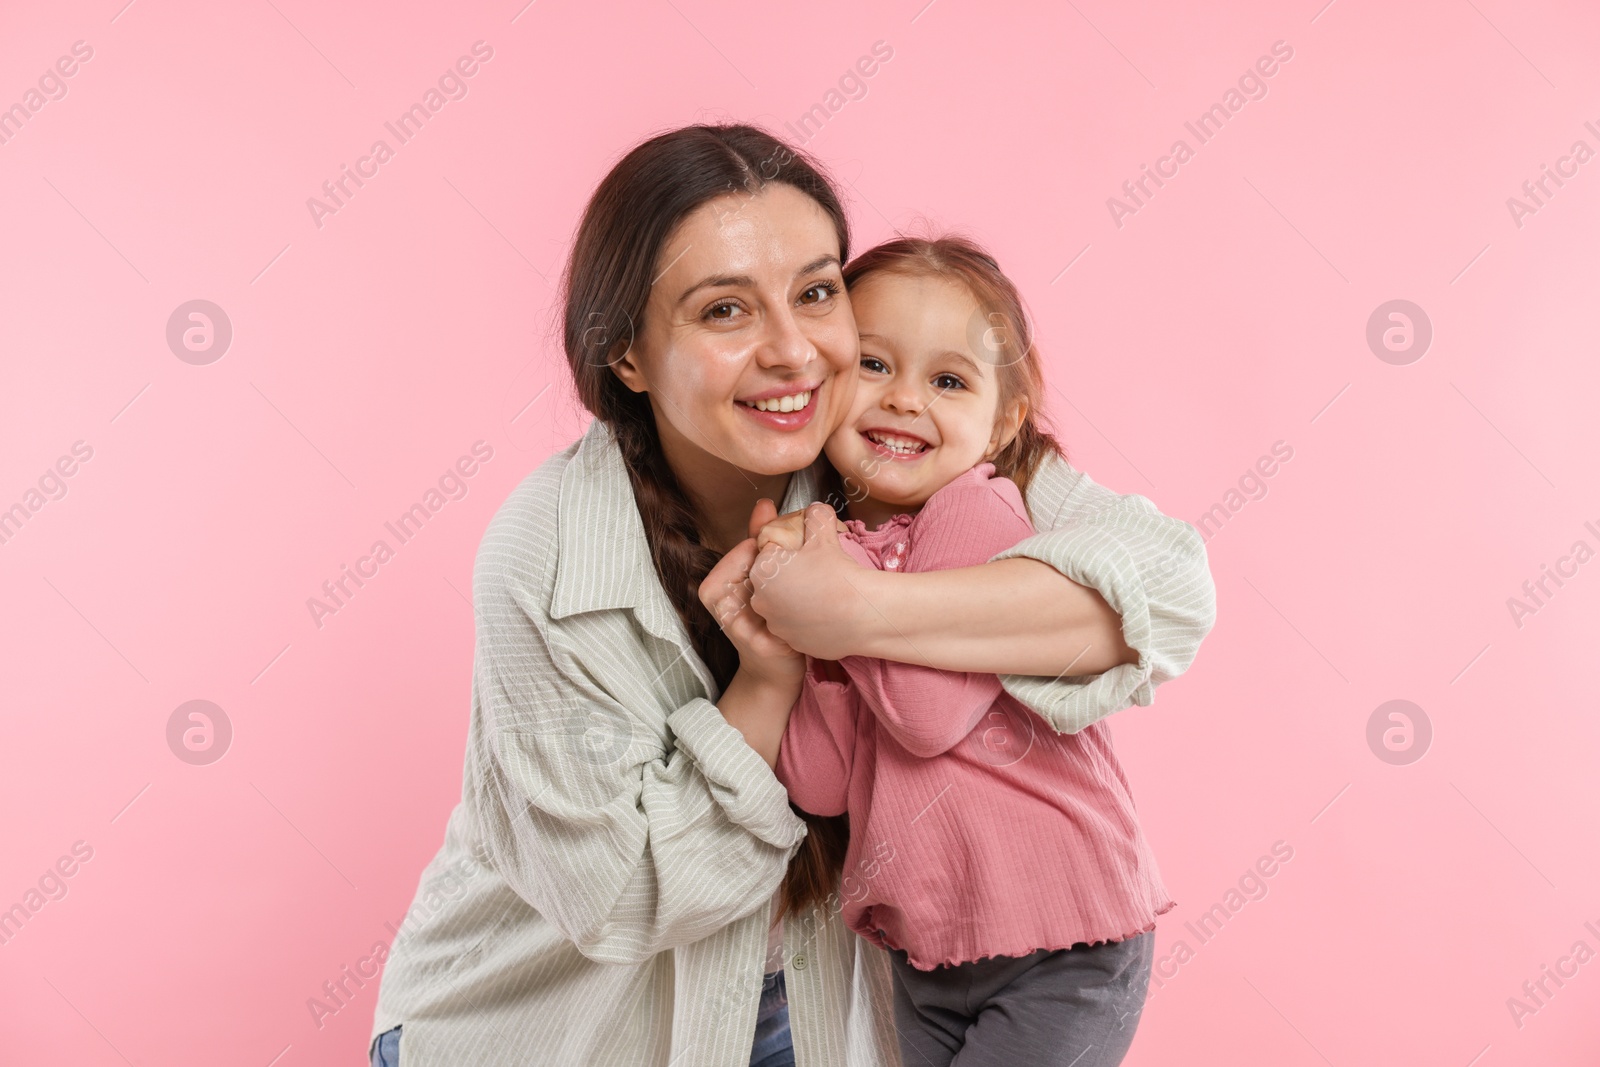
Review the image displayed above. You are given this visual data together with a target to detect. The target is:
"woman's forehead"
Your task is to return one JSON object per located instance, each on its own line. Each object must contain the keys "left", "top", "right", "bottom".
{"left": 653, "top": 185, "right": 842, "bottom": 301}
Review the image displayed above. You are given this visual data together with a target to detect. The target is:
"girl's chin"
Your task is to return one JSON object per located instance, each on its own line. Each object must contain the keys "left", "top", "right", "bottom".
{"left": 848, "top": 448, "right": 925, "bottom": 477}
{"left": 846, "top": 474, "right": 918, "bottom": 502}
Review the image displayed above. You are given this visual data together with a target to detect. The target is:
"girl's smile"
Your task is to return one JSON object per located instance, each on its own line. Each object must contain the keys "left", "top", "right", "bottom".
{"left": 859, "top": 425, "right": 933, "bottom": 460}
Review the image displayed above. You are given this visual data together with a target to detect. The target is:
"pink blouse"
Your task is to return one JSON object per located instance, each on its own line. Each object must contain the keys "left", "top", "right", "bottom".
{"left": 774, "top": 462, "right": 1175, "bottom": 970}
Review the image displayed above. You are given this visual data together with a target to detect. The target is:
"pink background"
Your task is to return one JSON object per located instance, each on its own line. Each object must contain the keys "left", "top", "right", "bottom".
{"left": 3, "top": 1, "right": 1598, "bottom": 1064}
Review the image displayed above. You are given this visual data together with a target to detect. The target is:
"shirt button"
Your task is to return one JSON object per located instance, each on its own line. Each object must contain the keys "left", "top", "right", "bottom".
{"left": 791, "top": 953, "right": 807, "bottom": 970}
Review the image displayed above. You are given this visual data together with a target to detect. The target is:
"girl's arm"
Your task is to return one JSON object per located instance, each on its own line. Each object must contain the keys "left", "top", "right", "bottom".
{"left": 772, "top": 658, "right": 859, "bottom": 817}
{"left": 837, "top": 656, "right": 1000, "bottom": 758}
{"left": 831, "top": 469, "right": 1032, "bottom": 758}
{"left": 740, "top": 454, "right": 1217, "bottom": 735}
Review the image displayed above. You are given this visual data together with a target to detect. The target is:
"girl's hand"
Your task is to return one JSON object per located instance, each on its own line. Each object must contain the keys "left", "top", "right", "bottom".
{"left": 698, "top": 502, "right": 805, "bottom": 688}
{"left": 750, "top": 502, "right": 877, "bottom": 661}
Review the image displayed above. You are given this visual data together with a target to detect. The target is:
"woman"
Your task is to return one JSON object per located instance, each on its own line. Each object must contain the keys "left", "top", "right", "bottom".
{"left": 367, "top": 124, "right": 1216, "bottom": 1067}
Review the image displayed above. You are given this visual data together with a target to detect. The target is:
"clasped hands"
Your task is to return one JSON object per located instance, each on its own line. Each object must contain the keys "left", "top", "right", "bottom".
{"left": 696, "top": 499, "right": 865, "bottom": 678}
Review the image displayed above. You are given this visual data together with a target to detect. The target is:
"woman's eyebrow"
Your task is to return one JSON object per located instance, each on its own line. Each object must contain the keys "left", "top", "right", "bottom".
{"left": 794, "top": 253, "right": 841, "bottom": 278}
{"left": 675, "top": 254, "right": 840, "bottom": 306}
{"left": 677, "top": 273, "right": 752, "bottom": 305}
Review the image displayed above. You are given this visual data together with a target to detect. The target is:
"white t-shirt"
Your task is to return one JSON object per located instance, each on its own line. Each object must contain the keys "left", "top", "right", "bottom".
{"left": 763, "top": 888, "right": 784, "bottom": 974}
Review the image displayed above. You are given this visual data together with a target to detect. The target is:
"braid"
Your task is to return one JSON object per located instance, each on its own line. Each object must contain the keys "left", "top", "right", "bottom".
{"left": 562, "top": 122, "right": 854, "bottom": 933}
{"left": 612, "top": 408, "right": 851, "bottom": 925}
{"left": 611, "top": 410, "right": 739, "bottom": 691}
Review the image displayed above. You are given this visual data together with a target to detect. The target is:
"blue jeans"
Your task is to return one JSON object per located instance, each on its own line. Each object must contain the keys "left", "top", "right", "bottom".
{"left": 369, "top": 1024, "right": 400, "bottom": 1066}
{"left": 366, "top": 971, "right": 794, "bottom": 1067}
{"left": 750, "top": 968, "right": 795, "bottom": 1067}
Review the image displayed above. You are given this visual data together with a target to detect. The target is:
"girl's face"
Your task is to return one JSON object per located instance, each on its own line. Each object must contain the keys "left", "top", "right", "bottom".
{"left": 824, "top": 271, "right": 1022, "bottom": 512}
{"left": 610, "top": 183, "right": 860, "bottom": 480}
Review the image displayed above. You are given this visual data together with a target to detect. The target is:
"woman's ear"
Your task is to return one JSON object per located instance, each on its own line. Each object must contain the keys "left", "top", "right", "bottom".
{"left": 608, "top": 344, "right": 649, "bottom": 394}
{"left": 986, "top": 397, "right": 1028, "bottom": 459}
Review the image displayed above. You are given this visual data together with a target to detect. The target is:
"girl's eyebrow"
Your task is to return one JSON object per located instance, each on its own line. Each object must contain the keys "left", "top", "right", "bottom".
{"left": 936, "top": 349, "right": 985, "bottom": 376}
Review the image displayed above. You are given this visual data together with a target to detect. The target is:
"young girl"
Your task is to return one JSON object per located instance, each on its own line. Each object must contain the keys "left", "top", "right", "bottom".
{"left": 754, "top": 237, "right": 1171, "bottom": 1067}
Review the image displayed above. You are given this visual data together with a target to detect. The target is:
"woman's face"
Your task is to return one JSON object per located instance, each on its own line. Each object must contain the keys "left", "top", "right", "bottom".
{"left": 610, "top": 182, "right": 859, "bottom": 479}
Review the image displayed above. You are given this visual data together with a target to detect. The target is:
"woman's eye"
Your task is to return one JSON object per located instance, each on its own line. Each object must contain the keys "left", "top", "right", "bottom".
{"left": 933, "top": 373, "right": 966, "bottom": 391}
{"left": 705, "top": 300, "right": 740, "bottom": 321}
{"left": 799, "top": 281, "right": 841, "bottom": 305}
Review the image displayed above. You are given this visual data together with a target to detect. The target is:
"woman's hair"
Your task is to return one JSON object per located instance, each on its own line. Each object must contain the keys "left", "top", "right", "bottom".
{"left": 560, "top": 123, "right": 850, "bottom": 925}
{"left": 835, "top": 234, "right": 1066, "bottom": 505}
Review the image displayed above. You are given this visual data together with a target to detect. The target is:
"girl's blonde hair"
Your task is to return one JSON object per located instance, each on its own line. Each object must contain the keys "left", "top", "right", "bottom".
{"left": 840, "top": 235, "right": 1066, "bottom": 497}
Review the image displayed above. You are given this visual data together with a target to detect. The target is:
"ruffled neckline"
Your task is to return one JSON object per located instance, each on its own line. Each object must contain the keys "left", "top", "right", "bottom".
{"left": 841, "top": 510, "right": 914, "bottom": 545}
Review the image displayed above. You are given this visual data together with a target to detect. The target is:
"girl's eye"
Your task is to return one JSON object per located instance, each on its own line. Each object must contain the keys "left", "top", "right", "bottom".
{"left": 799, "top": 280, "right": 842, "bottom": 305}
{"left": 860, "top": 356, "right": 888, "bottom": 374}
{"left": 933, "top": 373, "right": 967, "bottom": 391}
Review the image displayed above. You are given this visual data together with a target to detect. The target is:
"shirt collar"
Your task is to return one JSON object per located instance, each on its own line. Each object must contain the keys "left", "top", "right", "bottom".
{"left": 549, "top": 418, "right": 828, "bottom": 646}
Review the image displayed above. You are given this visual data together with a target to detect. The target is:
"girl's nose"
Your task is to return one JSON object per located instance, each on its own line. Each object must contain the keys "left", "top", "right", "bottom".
{"left": 882, "top": 382, "right": 925, "bottom": 416}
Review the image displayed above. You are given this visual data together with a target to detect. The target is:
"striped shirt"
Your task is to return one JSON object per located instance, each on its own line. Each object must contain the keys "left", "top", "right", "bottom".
{"left": 368, "top": 417, "right": 1216, "bottom": 1066}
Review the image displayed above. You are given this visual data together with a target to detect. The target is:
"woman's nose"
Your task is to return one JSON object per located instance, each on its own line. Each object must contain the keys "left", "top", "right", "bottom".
{"left": 755, "top": 307, "right": 816, "bottom": 370}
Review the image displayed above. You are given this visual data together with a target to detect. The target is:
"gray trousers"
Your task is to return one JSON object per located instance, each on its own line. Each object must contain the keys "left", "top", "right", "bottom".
{"left": 885, "top": 932, "right": 1155, "bottom": 1067}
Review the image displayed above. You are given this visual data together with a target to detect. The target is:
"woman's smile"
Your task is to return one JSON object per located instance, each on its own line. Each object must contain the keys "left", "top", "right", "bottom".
{"left": 736, "top": 379, "right": 823, "bottom": 431}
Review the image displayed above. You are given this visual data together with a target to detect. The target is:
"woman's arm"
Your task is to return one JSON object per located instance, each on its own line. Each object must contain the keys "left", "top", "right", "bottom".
{"left": 739, "top": 460, "right": 1217, "bottom": 733}
{"left": 842, "top": 557, "right": 1133, "bottom": 676}
{"left": 697, "top": 520, "right": 807, "bottom": 769}
{"left": 742, "top": 501, "right": 1133, "bottom": 676}
{"left": 469, "top": 537, "right": 805, "bottom": 968}
{"left": 715, "top": 670, "right": 801, "bottom": 769}
{"left": 749, "top": 480, "right": 1125, "bottom": 676}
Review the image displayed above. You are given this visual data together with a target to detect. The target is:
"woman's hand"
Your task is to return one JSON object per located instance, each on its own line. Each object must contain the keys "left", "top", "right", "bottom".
{"left": 750, "top": 502, "right": 880, "bottom": 662}
{"left": 755, "top": 507, "right": 848, "bottom": 555}
{"left": 698, "top": 499, "right": 805, "bottom": 688}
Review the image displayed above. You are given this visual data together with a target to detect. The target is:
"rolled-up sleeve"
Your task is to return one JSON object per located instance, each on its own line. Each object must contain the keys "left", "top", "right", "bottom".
{"left": 468, "top": 546, "right": 807, "bottom": 967}
{"left": 991, "top": 462, "right": 1217, "bottom": 735}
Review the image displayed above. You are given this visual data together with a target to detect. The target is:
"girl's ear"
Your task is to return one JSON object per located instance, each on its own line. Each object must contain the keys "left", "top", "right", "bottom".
{"left": 986, "top": 397, "right": 1027, "bottom": 460}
